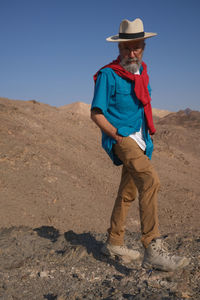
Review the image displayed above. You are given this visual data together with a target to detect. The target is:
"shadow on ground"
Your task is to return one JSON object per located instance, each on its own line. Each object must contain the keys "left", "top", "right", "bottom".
{"left": 34, "top": 226, "right": 134, "bottom": 275}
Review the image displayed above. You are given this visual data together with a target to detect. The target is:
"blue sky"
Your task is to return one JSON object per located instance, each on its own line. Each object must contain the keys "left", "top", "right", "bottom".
{"left": 0, "top": 0, "right": 199, "bottom": 111}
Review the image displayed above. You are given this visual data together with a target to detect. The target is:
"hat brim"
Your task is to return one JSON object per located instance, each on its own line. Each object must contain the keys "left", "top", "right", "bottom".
{"left": 106, "top": 32, "right": 157, "bottom": 42}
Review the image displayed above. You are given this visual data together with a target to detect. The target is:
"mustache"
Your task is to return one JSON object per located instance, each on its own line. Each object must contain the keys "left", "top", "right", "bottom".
{"left": 126, "top": 58, "right": 139, "bottom": 63}
{"left": 120, "top": 57, "right": 140, "bottom": 66}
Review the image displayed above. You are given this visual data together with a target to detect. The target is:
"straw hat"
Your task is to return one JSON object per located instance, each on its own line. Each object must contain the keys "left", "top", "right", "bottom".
{"left": 106, "top": 18, "right": 157, "bottom": 42}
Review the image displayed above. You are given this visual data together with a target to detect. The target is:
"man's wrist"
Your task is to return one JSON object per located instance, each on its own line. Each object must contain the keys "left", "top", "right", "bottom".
{"left": 115, "top": 133, "right": 123, "bottom": 144}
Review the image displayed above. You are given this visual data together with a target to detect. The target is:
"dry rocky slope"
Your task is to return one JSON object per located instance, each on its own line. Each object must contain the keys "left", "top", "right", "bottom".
{"left": 0, "top": 97, "right": 199, "bottom": 300}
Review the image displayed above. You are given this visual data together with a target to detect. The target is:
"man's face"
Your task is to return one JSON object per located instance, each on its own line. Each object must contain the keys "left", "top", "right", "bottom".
{"left": 119, "top": 40, "right": 145, "bottom": 73}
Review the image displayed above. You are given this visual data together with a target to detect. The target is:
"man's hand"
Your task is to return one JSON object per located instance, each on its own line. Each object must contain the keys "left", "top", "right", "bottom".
{"left": 91, "top": 108, "right": 122, "bottom": 143}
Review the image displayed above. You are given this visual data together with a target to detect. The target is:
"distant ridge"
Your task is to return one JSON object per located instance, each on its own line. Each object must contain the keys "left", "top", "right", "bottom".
{"left": 59, "top": 101, "right": 171, "bottom": 119}
{"left": 157, "top": 108, "right": 200, "bottom": 128}
{"left": 152, "top": 108, "right": 171, "bottom": 118}
{"left": 59, "top": 102, "right": 91, "bottom": 116}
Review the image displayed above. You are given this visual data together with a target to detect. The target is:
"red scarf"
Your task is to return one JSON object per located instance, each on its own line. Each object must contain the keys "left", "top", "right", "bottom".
{"left": 93, "top": 56, "right": 156, "bottom": 135}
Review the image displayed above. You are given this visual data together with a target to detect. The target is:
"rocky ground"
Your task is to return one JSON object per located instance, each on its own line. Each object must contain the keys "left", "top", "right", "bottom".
{"left": 0, "top": 226, "right": 199, "bottom": 300}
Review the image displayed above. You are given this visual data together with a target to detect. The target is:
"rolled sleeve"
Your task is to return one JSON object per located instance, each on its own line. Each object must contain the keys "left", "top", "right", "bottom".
{"left": 91, "top": 69, "right": 115, "bottom": 115}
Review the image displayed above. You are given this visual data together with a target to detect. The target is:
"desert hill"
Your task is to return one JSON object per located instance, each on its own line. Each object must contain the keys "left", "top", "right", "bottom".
{"left": 0, "top": 97, "right": 199, "bottom": 235}
{"left": 158, "top": 108, "right": 200, "bottom": 128}
{"left": 0, "top": 97, "right": 200, "bottom": 299}
{"left": 59, "top": 101, "right": 91, "bottom": 117}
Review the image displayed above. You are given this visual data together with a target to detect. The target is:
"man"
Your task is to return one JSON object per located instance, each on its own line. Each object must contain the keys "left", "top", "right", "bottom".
{"left": 91, "top": 18, "right": 189, "bottom": 271}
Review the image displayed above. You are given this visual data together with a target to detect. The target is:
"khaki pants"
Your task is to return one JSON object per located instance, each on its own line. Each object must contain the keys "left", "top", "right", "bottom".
{"left": 107, "top": 137, "right": 160, "bottom": 248}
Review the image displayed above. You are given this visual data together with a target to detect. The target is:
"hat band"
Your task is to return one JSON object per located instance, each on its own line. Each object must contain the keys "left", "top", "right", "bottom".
{"left": 119, "top": 32, "right": 144, "bottom": 39}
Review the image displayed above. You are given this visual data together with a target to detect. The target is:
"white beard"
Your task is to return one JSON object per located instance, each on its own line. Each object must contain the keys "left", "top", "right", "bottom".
{"left": 120, "top": 57, "right": 141, "bottom": 74}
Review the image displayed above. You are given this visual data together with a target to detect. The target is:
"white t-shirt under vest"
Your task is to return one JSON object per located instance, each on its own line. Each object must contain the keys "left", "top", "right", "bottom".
{"left": 129, "top": 69, "right": 146, "bottom": 151}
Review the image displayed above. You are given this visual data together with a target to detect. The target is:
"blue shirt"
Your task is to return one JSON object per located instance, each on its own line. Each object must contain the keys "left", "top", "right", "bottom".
{"left": 91, "top": 67, "right": 153, "bottom": 165}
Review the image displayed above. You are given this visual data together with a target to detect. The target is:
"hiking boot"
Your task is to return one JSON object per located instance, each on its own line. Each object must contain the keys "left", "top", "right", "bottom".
{"left": 142, "top": 238, "right": 190, "bottom": 272}
{"left": 101, "top": 242, "right": 141, "bottom": 261}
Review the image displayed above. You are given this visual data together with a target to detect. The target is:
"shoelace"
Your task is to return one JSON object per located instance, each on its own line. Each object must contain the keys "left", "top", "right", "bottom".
{"left": 151, "top": 240, "right": 184, "bottom": 264}
{"left": 152, "top": 240, "right": 173, "bottom": 258}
